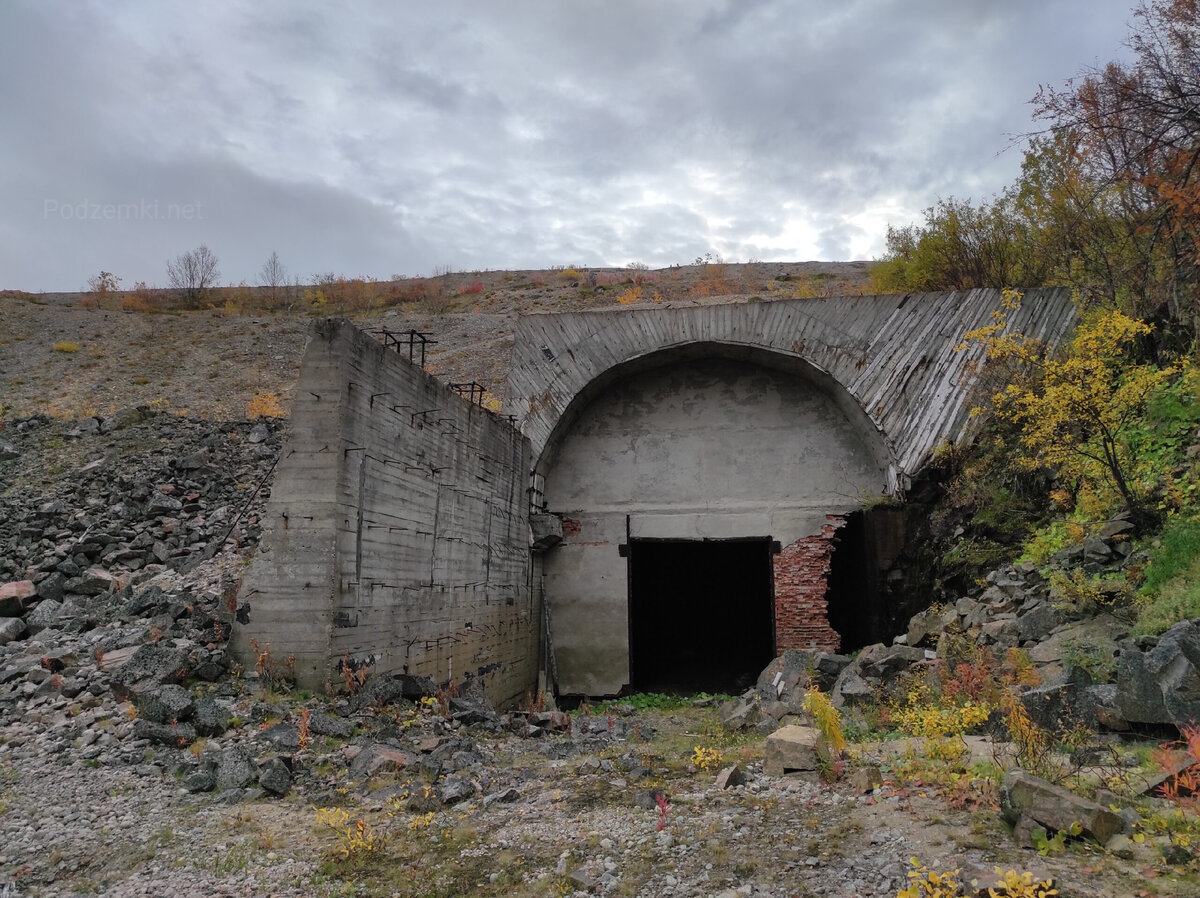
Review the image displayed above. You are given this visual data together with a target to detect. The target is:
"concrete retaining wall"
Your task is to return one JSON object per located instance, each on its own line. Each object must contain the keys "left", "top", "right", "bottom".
{"left": 234, "top": 319, "right": 538, "bottom": 706}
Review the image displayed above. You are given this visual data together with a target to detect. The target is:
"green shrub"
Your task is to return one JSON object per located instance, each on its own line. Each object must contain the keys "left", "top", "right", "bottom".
{"left": 1136, "top": 557, "right": 1200, "bottom": 635}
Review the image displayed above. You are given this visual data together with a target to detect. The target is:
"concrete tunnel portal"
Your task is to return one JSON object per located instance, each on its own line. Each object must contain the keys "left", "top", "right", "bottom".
{"left": 234, "top": 289, "right": 1077, "bottom": 702}
{"left": 535, "top": 347, "right": 892, "bottom": 696}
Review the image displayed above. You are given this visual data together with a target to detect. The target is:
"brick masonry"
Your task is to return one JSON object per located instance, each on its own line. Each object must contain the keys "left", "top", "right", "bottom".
{"left": 773, "top": 516, "right": 844, "bottom": 653}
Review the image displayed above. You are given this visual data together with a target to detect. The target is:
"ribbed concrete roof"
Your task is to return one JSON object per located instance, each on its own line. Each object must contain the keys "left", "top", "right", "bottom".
{"left": 506, "top": 288, "right": 1075, "bottom": 493}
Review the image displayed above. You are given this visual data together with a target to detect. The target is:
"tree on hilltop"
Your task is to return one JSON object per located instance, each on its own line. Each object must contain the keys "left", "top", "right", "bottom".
{"left": 167, "top": 244, "right": 220, "bottom": 308}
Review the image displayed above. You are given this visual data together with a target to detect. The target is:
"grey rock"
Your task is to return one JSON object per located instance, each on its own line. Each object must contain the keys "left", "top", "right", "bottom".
{"left": 248, "top": 422, "right": 271, "bottom": 443}
{"left": 0, "top": 438, "right": 18, "bottom": 460}
{"left": 216, "top": 747, "right": 259, "bottom": 790}
{"left": 35, "top": 572, "right": 68, "bottom": 602}
{"left": 830, "top": 668, "right": 875, "bottom": 709}
{"left": 257, "top": 757, "right": 292, "bottom": 796}
{"left": 177, "top": 449, "right": 210, "bottom": 471}
{"left": 755, "top": 650, "right": 850, "bottom": 702}
{"left": 763, "top": 725, "right": 826, "bottom": 776}
{"left": 855, "top": 643, "right": 926, "bottom": 680}
{"left": 64, "top": 568, "right": 117, "bottom": 597}
{"left": 107, "top": 644, "right": 190, "bottom": 701}
{"left": 1116, "top": 620, "right": 1200, "bottom": 726}
{"left": 351, "top": 672, "right": 435, "bottom": 710}
{"left": 481, "top": 787, "right": 520, "bottom": 806}
{"left": 349, "top": 744, "right": 418, "bottom": 778}
{"left": 714, "top": 764, "right": 749, "bottom": 790}
{"left": 449, "top": 678, "right": 498, "bottom": 726}
{"left": 146, "top": 493, "right": 183, "bottom": 515}
{"left": 907, "top": 605, "right": 956, "bottom": 648}
{"left": 25, "top": 599, "right": 64, "bottom": 635}
{"left": 308, "top": 710, "right": 353, "bottom": 739}
{"left": 192, "top": 699, "right": 232, "bottom": 736}
{"left": 438, "top": 774, "right": 477, "bottom": 805}
{"left": 1016, "top": 602, "right": 1061, "bottom": 643}
{"left": 718, "top": 695, "right": 762, "bottom": 730}
{"left": 102, "top": 406, "right": 151, "bottom": 432}
{"left": 529, "top": 513, "right": 563, "bottom": 552}
{"left": 1082, "top": 535, "right": 1112, "bottom": 563}
{"left": 132, "top": 719, "right": 197, "bottom": 747}
{"left": 184, "top": 766, "right": 217, "bottom": 793}
{"left": 1020, "top": 668, "right": 1100, "bottom": 733}
{"left": 0, "top": 617, "right": 26, "bottom": 646}
{"left": 1000, "top": 768, "right": 1125, "bottom": 845}
{"left": 137, "top": 684, "right": 195, "bottom": 724}
{"left": 261, "top": 723, "right": 300, "bottom": 750}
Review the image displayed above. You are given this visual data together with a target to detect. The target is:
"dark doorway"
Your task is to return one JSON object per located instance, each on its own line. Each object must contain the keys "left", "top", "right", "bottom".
{"left": 826, "top": 506, "right": 907, "bottom": 652}
{"left": 627, "top": 538, "right": 775, "bottom": 694}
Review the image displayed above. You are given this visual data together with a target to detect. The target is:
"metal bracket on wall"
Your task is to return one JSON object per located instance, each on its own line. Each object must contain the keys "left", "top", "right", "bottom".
{"left": 771, "top": 541, "right": 782, "bottom": 554}
{"left": 618, "top": 543, "right": 629, "bottom": 557}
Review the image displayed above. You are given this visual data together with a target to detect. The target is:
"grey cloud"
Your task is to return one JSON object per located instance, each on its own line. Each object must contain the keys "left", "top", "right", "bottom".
{"left": 0, "top": 0, "right": 1137, "bottom": 290}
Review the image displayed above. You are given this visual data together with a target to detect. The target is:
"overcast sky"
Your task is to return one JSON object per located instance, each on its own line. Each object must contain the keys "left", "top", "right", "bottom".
{"left": 1, "top": 1, "right": 1136, "bottom": 292}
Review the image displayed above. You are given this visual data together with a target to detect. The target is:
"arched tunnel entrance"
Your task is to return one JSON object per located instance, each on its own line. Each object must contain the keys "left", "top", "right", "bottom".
{"left": 627, "top": 537, "right": 775, "bottom": 694}
{"left": 537, "top": 347, "right": 896, "bottom": 697}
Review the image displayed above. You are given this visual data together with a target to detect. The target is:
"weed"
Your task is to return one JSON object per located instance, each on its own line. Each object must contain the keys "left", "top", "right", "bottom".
{"left": 691, "top": 745, "right": 722, "bottom": 772}
{"left": 52, "top": 341, "right": 80, "bottom": 353}
{"left": 246, "top": 390, "right": 284, "bottom": 419}
{"left": 654, "top": 792, "right": 670, "bottom": 831}
{"left": 802, "top": 686, "right": 847, "bottom": 754}
{"left": 987, "top": 868, "right": 1059, "bottom": 897}
{"left": 897, "top": 858, "right": 961, "bottom": 897}
{"left": 314, "top": 806, "right": 384, "bottom": 860}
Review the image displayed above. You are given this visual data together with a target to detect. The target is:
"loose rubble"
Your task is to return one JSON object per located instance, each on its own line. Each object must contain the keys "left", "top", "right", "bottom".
{"left": 0, "top": 412, "right": 1194, "bottom": 896}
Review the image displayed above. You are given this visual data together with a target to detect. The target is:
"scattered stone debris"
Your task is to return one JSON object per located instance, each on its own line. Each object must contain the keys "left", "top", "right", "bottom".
{"left": 0, "top": 411, "right": 1191, "bottom": 896}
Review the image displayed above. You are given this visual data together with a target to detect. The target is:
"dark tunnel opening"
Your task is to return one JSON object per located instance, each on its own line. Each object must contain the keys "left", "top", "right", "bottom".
{"left": 826, "top": 506, "right": 908, "bottom": 653}
{"left": 627, "top": 538, "right": 775, "bottom": 694}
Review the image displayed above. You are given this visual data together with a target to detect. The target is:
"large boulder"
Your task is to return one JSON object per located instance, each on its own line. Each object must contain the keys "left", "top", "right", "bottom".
{"left": 107, "top": 644, "right": 191, "bottom": 702}
{"left": 350, "top": 672, "right": 436, "bottom": 711}
{"left": 135, "top": 683, "right": 196, "bottom": 724}
{"left": 1000, "top": 769, "right": 1125, "bottom": 845}
{"left": 718, "top": 694, "right": 763, "bottom": 730}
{"left": 755, "top": 650, "right": 850, "bottom": 702}
{"left": 1020, "top": 667, "right": 1102, "bottom": 733}
{"left": 0, "top": 580, "right": 35, "bottom": 617}
{"left": 830, "top": 643, "right": 926, "bottom": 709}
{"left": 763, "top": 725, "right": 828, "bottom": 776}
{"left": 907, "top": 605, "right": 957, "bottom": 648}
{"left": 1115, "top": 621, "right": 1200, "bottom": 727}
{"left": 449, "top": 678, "right": 498, "bottom": 726}
{"left": 216, "top": 746, "right": 259, "bottom": 790}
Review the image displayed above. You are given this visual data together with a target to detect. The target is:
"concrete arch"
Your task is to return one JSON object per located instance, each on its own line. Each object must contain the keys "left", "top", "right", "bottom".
{"left": 506, "top": 290, "right": 1077, "bottom": 695}
{"left": 507, "top": 288, "right": 1076, "bottom": 493}
{"left": 533, "top": 339, "right": 894, "bottom": 495}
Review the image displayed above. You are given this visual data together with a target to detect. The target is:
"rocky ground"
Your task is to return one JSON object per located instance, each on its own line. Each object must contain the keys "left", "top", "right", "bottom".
{"left": 2, "top": 266, "right": 1200, "bottom": 896}
{"left": 0, "top": 412, "right": 1196, "bottom": 898}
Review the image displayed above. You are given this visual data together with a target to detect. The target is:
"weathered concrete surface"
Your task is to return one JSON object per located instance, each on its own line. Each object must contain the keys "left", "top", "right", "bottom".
{"left": 233, "top": 319, "right": 538, "bottom": 706}
{"left": 540, "top": 356, "right": 884, "bottom": 694}
{"left": 511, "top": 290, "right": 1074, "bottom": 697}
{"left": 508, "top": 289, "right": 1075, "bottom": 492}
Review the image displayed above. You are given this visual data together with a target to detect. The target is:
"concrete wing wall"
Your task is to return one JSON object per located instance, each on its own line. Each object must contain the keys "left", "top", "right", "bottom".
{"left": 507, "top": 288, "right": 1075, "bottom": 489}
{"left": 235, "top": 319, "right": 539, "bottom": 707}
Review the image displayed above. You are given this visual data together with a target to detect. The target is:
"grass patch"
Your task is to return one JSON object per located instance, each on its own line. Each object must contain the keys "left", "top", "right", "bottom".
{"left": 52, "top": 341, "right": 80, "bottom": 353}
{"left": 1134, "top": 514, "right": 1200, "bottom": 635}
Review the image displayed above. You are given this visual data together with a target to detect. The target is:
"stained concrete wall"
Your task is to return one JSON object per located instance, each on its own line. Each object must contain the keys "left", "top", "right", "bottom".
{"left": 541, "top": 355, "right": 885, "bottom": 695}
{"left": 509, "top": 288, "right": 1077, "bottom": 492}
{"left": 234, "top": 319, "right": 538, "bottom": 706}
